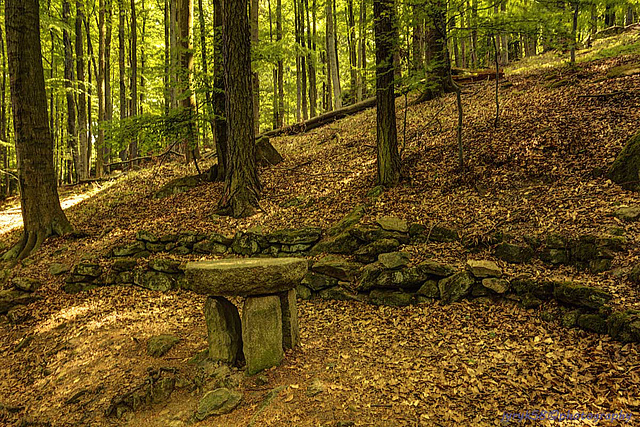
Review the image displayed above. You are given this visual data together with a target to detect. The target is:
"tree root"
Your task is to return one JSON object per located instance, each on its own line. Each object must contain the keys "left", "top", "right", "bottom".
{"left": 2, "top": 219, "right": 72, "bottom": 261}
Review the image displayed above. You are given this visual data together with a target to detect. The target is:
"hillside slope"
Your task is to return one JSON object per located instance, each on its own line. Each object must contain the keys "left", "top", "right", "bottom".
{"left": 0, "top": 52, "right": 639, "bottom": 426}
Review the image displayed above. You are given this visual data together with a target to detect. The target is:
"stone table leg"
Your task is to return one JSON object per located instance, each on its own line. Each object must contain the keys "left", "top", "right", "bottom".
{"left": 204, "top": 296, "right": 243, "bottom": 364}
{"left": 279, "top": 289, "right": 299, "bottom": 349}
{"left": 242, "top": 295, "right": 283, "bottom": 375}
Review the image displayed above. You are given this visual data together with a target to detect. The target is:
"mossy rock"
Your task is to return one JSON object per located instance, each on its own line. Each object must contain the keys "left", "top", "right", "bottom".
{"left": 576, "top": 314, "right": 608, "bottom": 334}
{"left": 606, "top": 63, "right": 640, "bottom": 79}
{"left": 608, "top": 132, "right": 640, "bottom": 191}
{"left": 607, "top": 310, "right": 640, "bottom": 342}
{"left": 553, "top": 282, "right": 612, "bottom": 309}
{"left": 328, "top": 205, "right": 365, "bottom": 236}
{"left": 153, "top": 174, "right": 203, "bottom": 199}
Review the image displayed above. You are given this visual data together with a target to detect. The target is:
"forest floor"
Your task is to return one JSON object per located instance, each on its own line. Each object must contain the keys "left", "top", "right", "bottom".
{"left": 1, "top": 35, "right": 640, "bottom": 426}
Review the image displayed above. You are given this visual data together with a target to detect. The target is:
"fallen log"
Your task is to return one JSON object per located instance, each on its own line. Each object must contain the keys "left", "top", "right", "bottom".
{"left": 453, "top": 69, "right": 504, "bottom": 83}
{"left": 258, "top": 96, "right": 377, "bottom": 138}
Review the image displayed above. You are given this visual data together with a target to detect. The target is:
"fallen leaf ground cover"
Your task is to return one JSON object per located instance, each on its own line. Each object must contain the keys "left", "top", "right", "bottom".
{"left": 0, "top": 48, "right": 639, "bottom": 426}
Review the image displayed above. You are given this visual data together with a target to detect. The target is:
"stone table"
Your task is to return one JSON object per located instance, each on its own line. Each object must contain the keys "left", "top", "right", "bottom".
{"left": 185, "top": 258, "right": 307, "bottom": 375}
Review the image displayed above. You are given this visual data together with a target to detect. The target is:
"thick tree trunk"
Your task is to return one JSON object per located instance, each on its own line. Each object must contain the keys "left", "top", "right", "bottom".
{"left": 4, "top": 0, "right": 73, "bottom": 260}
{"left": 213, "top": 0, "right": 227, "bottom": 180}
{"left": 177, "top": 0, "right": 197, "bottom": 162}
{"left": 415, "top": 0, "right": 456, "bottom": 103}
{"left": 374, "top": 0, "right": 400, "bottom": 186}
{"left": 219, "top": 0, "right": 261, "bottom": 217}
{"left": 326, "top": 0, "right": 342, "bottom": 109}
{"left": 76, "top": 1, "right": 88, "bottom": 180}
{"left": 63, "top": 0, "right": 78, "bottom": 183}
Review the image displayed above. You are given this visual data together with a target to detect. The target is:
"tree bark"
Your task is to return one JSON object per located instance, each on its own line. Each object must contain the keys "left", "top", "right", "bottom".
{"left": 198, "top": 0, "right": 216, "bottom": 143}
{"left": 219, "top": 0, "right": 261, "bottom": 217}
{"left": 358, "top": 0, "right": 367, "bottom": 101}
{"left": 130, "top": 0, "right": 139, "bottom": 162}
{"left": 347, "top": 0, "right": 358, "bottom": 98}
{"left": 374, "top": 0, "right": 400, "bottom": 186}
{"left": 105, "top": 0, "right": 113, "bottom": 164}
{"left": 4, "top": 0, "right": 73, "bottom": 260}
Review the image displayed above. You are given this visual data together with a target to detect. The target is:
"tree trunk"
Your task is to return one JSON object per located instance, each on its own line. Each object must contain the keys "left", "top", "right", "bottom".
{"left": 119, "top": 0, "right": 127, "bottom": 119}
{"left": 85, "top": 16, "right": 94, "bottom": 174}
{"left": 299, "top": 0, "right": 308, "bottom": 121}
{"left": 198, "top": 0, "right": 216, "bottom": 143}
{"left": 295, "top": 0, "right": 302, "bottom": 122}
{"left": 177, "top": 0, "right": 196, "bottom": 162}
{"left": 140, "top": 0, "right": 145, "bottom": 114}
{"left": 326, "top": 0, "right": 342, "bottom": 109}
{"left": 374, "top": 0, "right": 400, "bottom": 187}
{"left": 411, "top": 1, "right": 424, "bottom": 75}
{"left": 570, "top": 2, "right": 579, "bottom": 64}
{"left": 97, "top": 0, "right": 106, "bottom": 177}
{"left": 0, "top": 26, "right": 8, "bottom": 196}
{"left": 63, "top": 0, "right": 78, "bottom": 183}
{"left": 76, "top": 1, "right": 88, "bottom": 180}
{"left": 305, "top": 0, "right": 317, "bottom": 117}
{"left": 347, "top": 0, "right": 358, "bottom": 98}
{"left": 105, "top": 0, "right": 113, "bottom": 166}
{"left": 358, "top": 0, "right": 367, "bottom": 101}
{"left": 219, "top": 0, "right": 261, "bottom": 217}
{"left": 170, "top": 0, "right": 178, "bottom": 109}
{"left": 416, "top": 0, "right": 455, "bottom": 103}
{"left": 164, "top": 0, "right": 170, "bottom": 114}
{"left": 213, "top": 0, "right": 227, "bottom": 180}
{"left": 276, "top": 0, "right": 284, "bottom": 127}
{"left": 130, "top": 0, "right": 139, "bottom": 162}
{"left": 4, "top": 0, "right": 73, "bottom": 260}
{"left": 471, "top": 0, "right": 478, "bottom": 67}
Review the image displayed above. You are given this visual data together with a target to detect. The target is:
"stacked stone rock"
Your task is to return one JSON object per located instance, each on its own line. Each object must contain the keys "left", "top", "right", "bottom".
{"left": 184, "top": 258, "right": 307, "bottom": 375}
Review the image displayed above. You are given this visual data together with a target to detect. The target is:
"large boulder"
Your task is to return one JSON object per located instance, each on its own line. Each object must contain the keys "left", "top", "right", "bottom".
{"left": 494, "top": 243, "right": 534, "bottom": 264}
{"left": 608, "top": 132, "right": 640, "bottom": 191}
{"left": 184, "top": 258, "right": 308, "bottom": 296}
{"left": 134, "top": 270, "right": 176, "bottom": 291}
{"left": 376, "top": 217, "right": 408, "bottom": 233}
{"left": 301, "top": 272, "right": 338, "bottom": 291}
{"left": 256, "top": 136, "right": 284, "bottom": 166}
{"left": 607, "top": 310, "right": 640, "bottom": 342}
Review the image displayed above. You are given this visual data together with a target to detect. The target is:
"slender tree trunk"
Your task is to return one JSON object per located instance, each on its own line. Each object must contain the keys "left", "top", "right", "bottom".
{"left": 129, "top": 0, "right": 139, "bottom": 163}
{"left": 219, "top": 0, "right": 261, "bottom": 217}
{"left": 97, "top": 0, "right": 106, "bottom": 177}
{"left": 374, "top": 0, "right": 400, "bottom": 187}
{"left": 63, "top": 0, "right": 79, "bottom": 183}
{"left": 164, "top": 0, "right": 170, "bottom": 114}
{"left": 251, "top": 0, "right": 260, "bottom": 133}
{"left": 198, "top": 0, "right": 216, "bottom": 142}
{"left": 571, "top": 2, "right": 579, "bottom": 64}
{"left": 85, "top": 17, "right": 94, "bottom": 174}
{"left": 119, "top": 0, "right": 127, "bottom": 119}
{"left": 471, "top": 0, "right": 478, "bottom": 67}
{"left": 500, "top": 0, "right": 508, "bottom": 65}
{"left": 276, "top": 0, "right": 284, "bottom": 127}
{"left": 213, "top": 0, "right": 227, "bottom": 180}
{"left": 295, "top": 0, "right": 302, "bottom": 121}
{"left": 76, "top": 1, "right": 88, "bottom": 180}
{"left": 411, "top": 1, "right": 424, "bottom": 75}
{"left": 105, "top": 0, "right": 113, "bottom": 167}
{"left": 347, "top": 0, "right": 358, "bottom": 97}
{"left": 4, "top": 0, "right": 73, "bottom": 260}
{"left": 326, "top": 0, "right": 342, "bottom": 108}
{"left": 140, "top": 0, "right": 145, "bottom": 114}
{"left": 170, "top": 0, "right": 178, "bottom": 108}
{"left": 177, "top": 0, "right": 196, "bottom": 162}
{"left": 305, "top": 0, "right": 317, "bottom": 117}
{"left": 358, "top": 0, "right": 367, "bottom": 101}
{"left": 299, "top": 0, "right": 308, "bottom": 120}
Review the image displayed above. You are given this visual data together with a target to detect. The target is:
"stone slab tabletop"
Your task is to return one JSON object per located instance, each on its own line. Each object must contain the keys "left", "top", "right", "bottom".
{"left": 184, "top": 257, "right": 308, "bottom": 296}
